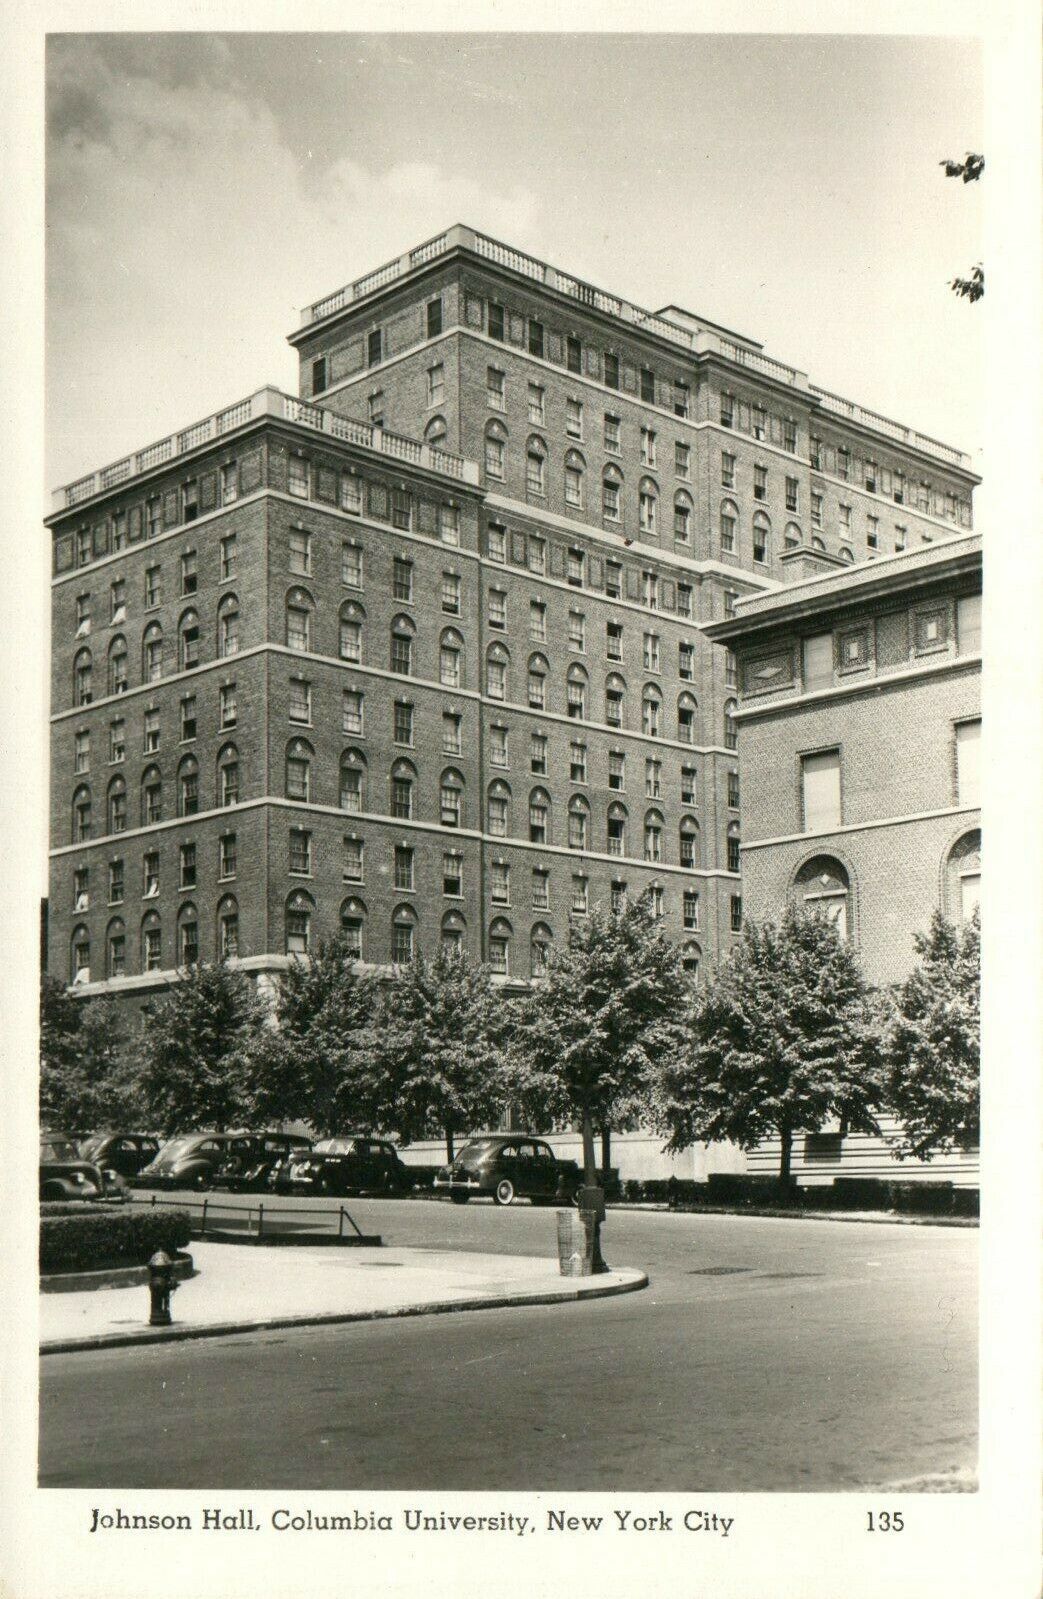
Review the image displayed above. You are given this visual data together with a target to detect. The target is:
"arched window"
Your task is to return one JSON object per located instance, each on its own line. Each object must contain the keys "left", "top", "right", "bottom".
{"left": 794, "top": 856, "right": 852, "bottom": 939}
{"left": 486, "top": 642, "right": 510, "bottom": 701}
{"left": 439, "top": 627, "right": 463, "bottom": 689}
{"left": 141, "top": 765, "right": 162, "bottom": 826}
{"left": 530, "top": 922, "right": 553, "bottom": 978}
{"left": 390, "top": 758, "right": 416, "bottom": 821}
{"left": 391, "top": 904, "right": 418, "bottom": 964}
{"left": 727, "top": 820, "right": 741, "bottom": 873}
{"left": 178, "top": 608, "right": 200, "bottom": 672}
{"left": 106, "top": 776, "right": 126, "bottom": 834}
{"left": 644, "top": 809, "right": 664, "bottom": 864}
{"left": 525, "top": 433, "right": 546, "bottom": 497}
{"left": 566, "top": 662, "right": 588, "bottom": 721}
{"left": 340, "top": 896, "right": 367, "bottom": 959}
{"left": 286, "top": 587, "right": 313, "bottom": 652}
{"left": 488, "top": 917, "right": 512, "bottom": 976}
{"left": 720, "top": 498, "right": 739, "bottom": 554}
{"left": 142, "top": 623, "right": 163, "bottom": 684}
{"left": 106, "top": 917, "right": 126, "bottom": 979}
{"left": 71, "top": 924, "right": 91, "bottom": 985}
{"left": 424, "top": 414, "right": 447, "bottom": 448}
{"left": 487, "top": 778, "right": 511, "bottom": 838}
{"left": 753, "top": 510, "right": 771, "bottom": 565}
{"left": 439, "top": 767, "right": 464, "bottom": 829}
{"left": 217, "top": 894, "right": 240, "bottom": 960}
{"left": 564, "top": 449, "right": 585, "bottom": 509}
{"left": 724, "top": 698, "right": 739, "bottom": 751}
{"left": 607, "top": 801, "right": 628, "bottom": 857}
{"left": 390, "top": 612, "right": 416, "bottom": 676}
{"left": 567, "top": 793, "right": 590, "bottom": 850}
{"left": 441, "top": 909, "right": 466, "bottom": 960}
{"left": 638, "top": 476, "right": 658, "bottom": 537}
{"left": 680, "top": 817, "right": 701, "bottom": 870}
{"left": 681, "top": 941, "right": 702, "bottom": 979}
{"left": 107, "top": 636, "right": 128, "bottom": 696}
{"left": 528, "top": 652, "right": 549, "bottom": 711}
{"left": 677, "top": 691, "right": 698, "bottom": 745}
{"left": 141, "top": 910, "right": 162, "bottom": 972}
{"left": 605, "top": 672, "right": 626, "bottom": 728}
{"left": 484, "top": 419, "right": 508, "bottom": 482}
{"left": 176, "top": 754, "right": 199, "bottom": 817}
{"left": 784, "top": 521, "right": 802, "bottom": 550}
{"left": 674, "top": 490, "right": 694, "bottom": 546}
{"left": 217, "top": 593, "right": 239, "bottom": 657}
{"left": 840, "top": 546, "right": 855, "bottom": 563}
{"left": 177, "top": 902, "right": 199, "bottom": 968}
{"left": 72, "top": 784, "right": 92, "bottom": 843}
{"left": 945, "top": 830, "right": 981, "bottom": 923}
{"left": 285, "top": 890, "right": 313, "bottom": 956}
{"left": 74, "top": 646, "right": 93, "bottom": 705}
{"left": 339, "top": 600, "right": 365, "bottom": 664}
{"left": 602, "top": 464, "right": 623, "bottom": 524}
{"left": 642, "top": 684, "right": 662, "bottom": 738}
{"left": 286, "top": 738, "right": 313, "bottom": 803}
{"left": 529, "top": 786, "right": 551, "bottom": 845}
{"left": 217, "top": 742, "right": 239, "bottom": 807}
{"left": 811, "top": 535, "right": 827, "bottom": 552}
{"left": 339, "top": 748, "right": 366, "bottom": 812}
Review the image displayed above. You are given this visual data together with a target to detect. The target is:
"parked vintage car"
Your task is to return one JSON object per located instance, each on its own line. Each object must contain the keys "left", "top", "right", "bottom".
{"left": 211, "top": 1132, "right": 313, "bottom": 1193}
{"left": 40, "top": 1133, "right": 124, "bottom": 1202}
{"left": 79, "top": 1132, "right": 161, "bottom": 1181}
{"left": 272, "top": 1136, "right": 413, "bottom": 1197}
{"left": 434, "top": 1136, "right": 584, "bottom": 1206}
{"left": 133, "top": 1132, "right": 239, "bottom": 1190}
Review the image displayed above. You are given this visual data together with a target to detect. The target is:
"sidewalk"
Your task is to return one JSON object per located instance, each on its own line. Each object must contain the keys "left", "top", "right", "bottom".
{"left": 40, "top": 1242, "right": 647, "bottom": 1354}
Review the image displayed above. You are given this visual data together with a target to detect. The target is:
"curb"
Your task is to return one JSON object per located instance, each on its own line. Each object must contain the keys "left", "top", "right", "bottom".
{"left": 604, "top": 1203, "right": 978, "bottom": 1228}
{"left": 40, "top": 1268, "right": 648, "bottom": 1355}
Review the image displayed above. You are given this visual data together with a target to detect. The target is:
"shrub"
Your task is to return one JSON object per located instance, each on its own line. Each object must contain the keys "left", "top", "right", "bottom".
{"left": 40, "top": 1205, "right": 191, "bottom": 1274}
{"left": 705, "top": 1173, "right": 791, "bottom": 1205}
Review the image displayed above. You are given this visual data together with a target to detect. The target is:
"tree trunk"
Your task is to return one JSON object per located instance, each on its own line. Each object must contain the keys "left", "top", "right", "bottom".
{"left": 778, "top": 1124, "right": 794, "bottom": 1196}
{"left": 600, "top": 1125, "right": 611, "bottom": 1185}
{"left": 445, "top": 1126, "right": 455, "bottom": 1164}
{"left": 581, "top": 1107, "right": 598, "bottom": 1187}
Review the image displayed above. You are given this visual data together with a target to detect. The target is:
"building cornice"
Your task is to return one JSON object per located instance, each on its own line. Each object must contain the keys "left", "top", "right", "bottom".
{"left": 740, "top": 803, "right": 980, "bottom": 854}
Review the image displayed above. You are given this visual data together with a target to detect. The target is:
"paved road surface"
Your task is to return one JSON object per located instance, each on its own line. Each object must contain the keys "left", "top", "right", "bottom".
{"left": 39, "top": 1198, "right": 976, "bottom": 1491}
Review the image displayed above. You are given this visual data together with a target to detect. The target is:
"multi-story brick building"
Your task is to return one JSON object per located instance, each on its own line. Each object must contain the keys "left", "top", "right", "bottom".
{"left": 46, "top": 226, "right": 980, "bottom": 1175}
{"left": 704, "top": 533, "right": 982, "bottom": 1183}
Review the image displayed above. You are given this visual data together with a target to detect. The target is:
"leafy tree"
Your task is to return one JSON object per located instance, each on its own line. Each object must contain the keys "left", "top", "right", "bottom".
{"left": 248, "top": 934, "right": 381, "bottom": 1134}
{"left": 654, "top": 907, "right": 883, "bottom": 1188}
{"left": 369, "top": 950, "right": 506, "bottom": 1161}
{"left": 880, "top": 910, "right": 980, "bottom": 1159}
{"left": 135, "top": 962, "right": 268, "bottom": 1135}
{"left": 941, "top": 151, "right": 984, "bottom": 302}
{"left": 510, "top": 894, "right": 692, "bottom": 1186}
{"left": 39, "top": 975, "right": 138, "bottom": 1132}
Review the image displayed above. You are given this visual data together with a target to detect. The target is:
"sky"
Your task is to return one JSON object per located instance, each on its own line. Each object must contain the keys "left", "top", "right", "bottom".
{"left": 45, "top": 31, "right": 984, "bottom": 499}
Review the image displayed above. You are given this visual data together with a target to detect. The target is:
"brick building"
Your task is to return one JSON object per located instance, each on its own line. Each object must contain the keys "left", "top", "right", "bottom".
{"left": 46, "top": 226, "right": 980, "bottom": 1173}
{"left": 704, "top": 533, "right": 982, "bottom": 1183}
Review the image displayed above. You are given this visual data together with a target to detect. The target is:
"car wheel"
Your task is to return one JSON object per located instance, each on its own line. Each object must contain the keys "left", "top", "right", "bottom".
{"left": 493, "top": 1179, "right": 515, "bottom": 1207}
{"left": 450, "top": 1191, "right": 470, "bottom": 1205}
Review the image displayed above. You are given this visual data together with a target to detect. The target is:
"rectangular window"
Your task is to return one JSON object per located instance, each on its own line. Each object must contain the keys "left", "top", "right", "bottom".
{"left": 810, "top": 492, "right": 823, "bottom": 529}
{"left": 219, "top": 683, "right": 237, "bottom": 728}
{"left": 839, "top": 503, "right": 852, "bottom": 531}
{"left": 108, "top": 859, "right": 124, "bottom": 904}
{"left": 611, "top": 880, "right": 628, "bottom": 915}
{"left": 957, "top": 593, "right": 982, "bottom": 654}
{"left": 367, "top": 327, "right": 383, "bottom": 366}
{"left": 673, "top": 381, "right": 690, "bottom": 418}
{"left": 488, "top": 303, "right": 505, "bottom": 341}
{"left": 783, "top": 420, "right": 797, "bottom": 454}
{"left": 643, "top": 633, "right": 660, "bottom": 672}
{"left": 109, "top": 719, "right": 125, "bottom": 764}
{"left": 532, "top": 868, "right": 550, "bottom": 909}
{"left": 182, "top": 481, "right": 198, "bottom": 522}
{"left": 491, "top": 862, "right": 510, "bottom": 905}
{"left": 837, "top": 448, "right": 850, "bottom": 484}
{"left": 955, "top": 720, "right": 981, "bottom": 806}
{"left": 602, "top": 476, "right": 620, "bottom": 522}
{"left": 648, "top": 886, "right": 664, "bottom": 920}
{"left": 440, "top": 642, "right": 461, "bottom": 688}
{"left": 342, "top": 838, "right": 363, "bottom": 883}
{"left": 526, "top": 449, "right": 545, "bottom": 496}
{"left": 486, "top": 656, "right": 506, "bottom": 700}
{"left": 438, "top": 503, "right": 460, "bottom": 545}
{"left": 289, "top": 679, "right": 311, "bottom": 724}
{"left": 683, "top": 890, "right": 700, "bottom": 931}
{"left": 143, "top": 853, "right": 160, "bottom": 898}
{"left": 566, "top": 397, "right": 584, "bottom": 439}
{"left": 74, "top": 730, "right": 89, "bottom": 774}
{"left": 605, "top": 686, "right": 623, "bottom": 727}
{"left": 785, "top": 477, "right": 799, "bottom": 513}
{"left": 681, "top": 765, "right": 697, "bottom": 805}
{"left": 530, "top": 733, "right": 548, "bottom": 775}
{"left": 530, "top": 600, "right": 547, "bottom": 642}
{"left": 606, "top": 621, "right": 623, "bottom": 661}
{"left": 146, "top": 497, "right": 162, "bottom": 540}
{"left": 394, "top": 846, "right": 415, "bottom": 891}
{"left": 642, "top": 571, "right": 658, "bottom": 609}
{"left": 287, "top": 457, "right": 309, "bottom": 499}
{"left": 392, "top": 700, "right": 413, "bottom": 747}
{"left": 569, "top": 742, "right": 587, "bottom": 783}
{"left": 342, "top": 690, "right": 364, "bottom": 735}
{"left": 289, "top": 529, "right": 311, "bottom": 575}
{"left": 219, "top": 834, "right": 237, "bottom": 880}
{"left": 675, "top": 441, "right": 690, "bottom": 479}
{"left": 727, "top": 769, "right": 740, "bottom": 809}
{"left": 179, "top": 842, "right": 196, "bottom": 890}
{"left": 753, "top": 465, "right": 767, "bottom": 501}
{"left": 564, "top": 464, "right": 583, "bottom": 507}
{"left": 442, "top": 712, "right": 462, "bottom": 756}
{"left": 678, "top": 642, "right": 694, "bottom": 680}
{"left": 490, "top": 724, "right": 508, "bottom": 767}
{"left": 442, "top": 851, "right": 462, "bottom": 897}
{"left": 605, "top": 560, "right": 622, "bottom": 599}
{"left": 526, "top": 535, "right": 546, "bottom": 575}
{"left": 677, "top": 583, "right": 692, "bottom": 618}
{"left": 73, "top": 866, "right": 89, "bottom": 912}
{"left": 724, "top": 590, "right": 737, "bottom": 619}
{"left": 143, "top": 708, "right": 160, "bottom": 753}
{"left": 566, "top": 334, "right": 582, "bottom": 373}
{"left": 289, "top": 829, "right": 312, "bottom": 875}
{"left": 75, "top": 592, "right": 91, "bottom": 636}
{"left": 568, "top": 611, "right": 585, "bottom": 651}
{"left": 487, "top": 522, "right": 507, "bottom": 562}
{"left": 487, "top": 796, "right": 508, "bottom": 837}
{"left": 720, "top": 451, "right": 736, "bottom": 490}
{"left": 488, "top": 588, "right": 507, "bottom": 630}
{"left": 428, "top": 364, "right": 445, "bottom": 407}
{"left": 608, "top": 751, "right": 625, "bottom": 791}
{"left": 528, "top": 320, "right": 544, "bottom": 358}
{"left": 645, "top": 758, "right": 661, "bottom": 800}
{"left": 486, "top": 366, "right": 505, "bottom": 410}
{"left": 110, "top": 578, "right": 126, "bottom": 624}
{"left": 180, "top": 551, "right": 197, "bottom": 596}
{"left": 604, "top": 414, "right": 621, "bottom": 454}
{"left": 438, "top": 572, "right": 461, "bottom": 616}
{"left": 571, "top": 875, "right": 589, "bottom": 915}
{"left": 220, "top": 534, "right": 237, "bottom": 580}
{"left": 341, "top": 475, "right": 363, "bottom": 517}
{"left": 802, "top": 633, "right": 833, "bottom": 692}
{"left": 604, "top": 353, "right": 620, "bottom": 389}
{"left": 640, "top": 427, "right": 657, "bottom": 468}
{"left": 427, "top": 297, "right": 443, "bottom": 338}
{"left": 720, "top": 393, "right": 734, "bottom": 429}
{"left": 640, "top": 368, "right": 655, "bottom": 404}
{"left": 752, "top": 406, "right": 767, "bottom": 441}
{"left": 802, "top": 749, "right": 842, "bottom": 831}
{"left": 867, "top": 516, "right": 879, "bottom": 550}
{"left": 393, "top": 557, "right": 414, "bottom": 602}
{"left": 895, "top": 525, "right": 907, "bottom": 552}
{"left": 528, "top": 384, "right": 545, "bottom": 425}
{"left": 730, "top": 895, "right": 743, "bottom": 932}
{"left": 566, "top": 548, "right": 584, "bottom": 587}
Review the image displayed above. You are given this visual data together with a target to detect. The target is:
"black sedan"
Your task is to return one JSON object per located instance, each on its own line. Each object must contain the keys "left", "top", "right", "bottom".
{"left": 79, "top": 1132, "right": 161, "bottom": 1181}
{"left": 434, "top": 1136, "right": 583, "bottom": 1206}
{"left": 211, "top": 1133, "right": 312, "bottom": 1193}
{"left": 274, "top": 1136, "right": 413, "bottom": 1197}
{"left": 40, "top": 1134, "right": 123, "bottom": 1202}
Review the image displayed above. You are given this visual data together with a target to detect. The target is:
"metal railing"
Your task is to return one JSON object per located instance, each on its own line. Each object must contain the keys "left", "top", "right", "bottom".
{"left": 129, "top": 1190, "right": 371, "bottom": 1242}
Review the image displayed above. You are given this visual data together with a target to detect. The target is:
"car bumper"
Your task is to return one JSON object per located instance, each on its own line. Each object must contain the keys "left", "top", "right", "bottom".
{"left": 433, "top": 1174, "right": 484, "bottom": 1193}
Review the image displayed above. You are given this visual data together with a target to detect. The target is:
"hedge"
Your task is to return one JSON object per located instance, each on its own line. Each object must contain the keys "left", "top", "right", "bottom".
{"left": 40, "top": 1205, "right": 191, "bottom": 1274}
{"left": 615, "top": 1173, "right": 978, "bottom": 1216}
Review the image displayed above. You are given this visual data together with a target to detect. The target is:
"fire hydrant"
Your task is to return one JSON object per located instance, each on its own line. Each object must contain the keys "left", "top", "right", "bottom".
{"left": 148, "top": 1249, "right": 178, "bottom": 1326}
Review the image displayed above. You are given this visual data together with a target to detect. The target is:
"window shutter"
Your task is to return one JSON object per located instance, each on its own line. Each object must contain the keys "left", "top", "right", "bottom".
{"left": 510, "top": 531, "right": 527, "bottom": 564}
{"left": 92, "top": 523, "right": 109, "bottom": 556}
{"left": 162, "top": 492, "right": 179, "bottom": 528}
{"left": 550, "top": 544, "right": 566, "bottom": 578}
{"left": 239, "top": 450, "right": 262, "bottom": 494}
{"left": 128, "top": 505, "right": 143, "bottom": 542}
{"left": 199, "top": 472, "right": 217, "bottom": 513}
{"left": 625, "top": 566, "right": 641, "bottom": 601}
{"left": 317, "top": 467, "right": 338, "bottom": 503}
{"left": 661, "top": 577, "right": 676, "bottom": 609}
{"left": 588, "top": 555, "right": 603, "bottom": 589}
{"left": 770, "top": 415, "right": 783, "bottom": 445}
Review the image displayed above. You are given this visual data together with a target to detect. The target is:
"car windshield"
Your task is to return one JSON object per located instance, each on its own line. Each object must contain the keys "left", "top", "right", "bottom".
{"left": 41, "top": 1139, "right": 81, "bottom": 1162}
{"left": 79, "top": 1136, "right": 104, "bottom": 1158}
{"left": 313, "top": 1138, "right": 356, "bottom": 1155}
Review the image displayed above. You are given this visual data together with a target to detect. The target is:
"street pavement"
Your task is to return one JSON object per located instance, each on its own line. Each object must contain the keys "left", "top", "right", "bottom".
{"left": 38, "top": 1195, "right": 977, "bottom": 1492}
